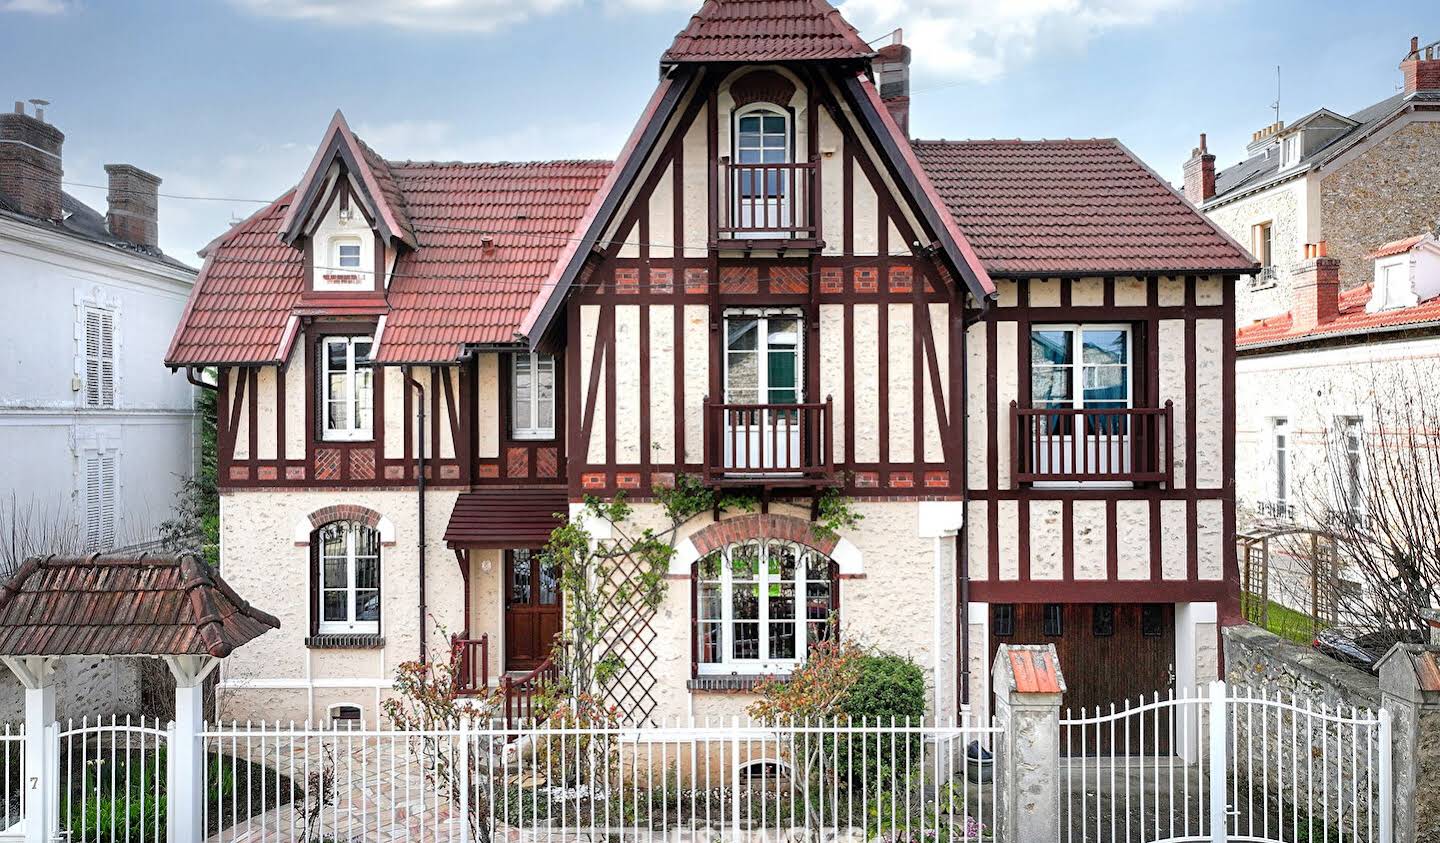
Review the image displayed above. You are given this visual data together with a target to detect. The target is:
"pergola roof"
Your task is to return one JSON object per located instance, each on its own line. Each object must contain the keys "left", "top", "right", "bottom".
{"left": 0, "top": 553, "right": 279, "bottom": 659}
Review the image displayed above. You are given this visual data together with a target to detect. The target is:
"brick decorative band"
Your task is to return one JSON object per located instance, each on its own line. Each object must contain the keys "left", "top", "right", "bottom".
{"left": 688, "top": 513, "right": 838, "bottom": 558}
{"left": 308, "top": 504, "right": 383, "bottom": 531}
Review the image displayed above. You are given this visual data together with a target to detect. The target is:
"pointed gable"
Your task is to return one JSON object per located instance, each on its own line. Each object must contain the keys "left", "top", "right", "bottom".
{"left": 662, "top": 0, "right": 873, "bottom": 63}
{"left": 278, "top": 110, "right": 419, "bottom": 250}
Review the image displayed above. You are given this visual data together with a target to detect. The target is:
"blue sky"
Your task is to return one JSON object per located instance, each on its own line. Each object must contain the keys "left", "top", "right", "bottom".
{"left": 2, "top": 0, "right": 1433, "bottom": 265}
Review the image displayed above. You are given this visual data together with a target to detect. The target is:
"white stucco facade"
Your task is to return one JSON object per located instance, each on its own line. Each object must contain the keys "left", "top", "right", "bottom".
{"left": 0, "top": 216, "right": 196, "bottom": 553}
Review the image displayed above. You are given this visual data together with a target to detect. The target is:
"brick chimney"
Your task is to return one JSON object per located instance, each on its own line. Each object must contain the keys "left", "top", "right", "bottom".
{"left": 1290, "top": 242, "right": 1341, "bottom": 331}
{"left": 1402, "top": 37, "right": 1440, "bottom": 95}
{"left": 875, "top": 31, "right": 911, "bottom": 137}
{"left": 104, "top": 163, "right": 161, "bottom": 248}
{"left": 1182, "top": 133, "right": 1216, "bottom": 205}
{"left": 0, "top": 100, "right": 64, "bottom": 222}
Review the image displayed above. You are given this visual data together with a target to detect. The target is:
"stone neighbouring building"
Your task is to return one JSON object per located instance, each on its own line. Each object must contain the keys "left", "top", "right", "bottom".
{"left": 1186, "top": 35, "right": 1440, "bottom": 328}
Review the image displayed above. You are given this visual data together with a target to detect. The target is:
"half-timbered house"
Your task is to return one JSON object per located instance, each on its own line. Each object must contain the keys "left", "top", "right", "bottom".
{"left": 165, "top": 0, "right": 1255, "bottom": 727}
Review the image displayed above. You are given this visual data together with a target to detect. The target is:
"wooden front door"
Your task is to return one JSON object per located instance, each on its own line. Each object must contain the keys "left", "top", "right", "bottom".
{"left": 989, "top": 603, "right": 1174, "bottom": 755}
{"left": 504, "top": 549, "right": 561, "bottom": 671}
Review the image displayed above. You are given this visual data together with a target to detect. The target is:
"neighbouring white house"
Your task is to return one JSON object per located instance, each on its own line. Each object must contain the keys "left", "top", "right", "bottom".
{"left": 0, "top": 100, "right": 198, "bottom": 560}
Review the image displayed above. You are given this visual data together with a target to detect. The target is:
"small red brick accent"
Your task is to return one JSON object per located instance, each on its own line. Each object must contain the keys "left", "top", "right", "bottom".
{"left": 257, "top": 465, "right": 278, "bottom": 481}
{"left": 314, "top": 449, "right": 342, "bottom": 481}
{"left": 349, "top": 449, "right": 376, "bottom": 481}
{"left": 854, "top": 471, "right": 880, "bottom": 488}
{"left": 684, "top": 267, "right": 709, "bottom": 295}
{"left": 889, "top": 471, "right": 914, "bottom": 489}
{"left": 384, "top": 465, "right": 406, "bottom": 480}
{"left": 820, "top": 267, "right": 844, "bottom": 294}
{"left": 888, "top": 265, "right": 913, "bottom": 294}
{"left": 439, "top": 464, "right": 460, "bottom": 479}
{"left": 285, "top": 466, "right": 307, "bottom": 480}
{"left": 616, "top": 267, "right": 640, "bottom": 295}
{"left": 308, "top": 504, "right": 382, "bottom": 530}
{"left": 650, "top": 268, "right": 674, "bottom": 293}
{"left": 476, "top": 463, "right": 500, "bottom": 479}
{"left": 228, "top": 466, "right": 250, "bottom": 481}
{"left": 507, "top": 447, "right": 531, "bottom": 478}
{"left": 581, "top": 472, "right": 607, "bottom": 490}
{"left": 689, "top": 513, "right": 840, "bottom": 557}
{"left": 854, "top": 267, "right": 879, "bottom": 293}
{"left": 770, "top": 266, "right": 809, "bottom": 294}
{"left": 536, "top": 447, "right": 559, "bottom": 479}
{"left": 720, "top": 267, "right": 759, "bottom": 294}
{"left": 924, "top": 470, "right": 951, "bottom": 488}
{"left": 616, "top": 472, "right": 642, "bottom": 490}
{"left": 650, "top": 471, "right": 675, "bottom": 489}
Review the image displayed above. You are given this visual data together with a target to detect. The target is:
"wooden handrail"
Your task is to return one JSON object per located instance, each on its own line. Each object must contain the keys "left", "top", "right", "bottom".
{"left": 1010, "top": 401, "right": 1175, "bottom": 486}
{"left": 501, "top": 655, "right": 560, "bottom": 729}
{"left": 702, "top": 397, "right": 835, "bottom": 486}
{"left": 719, "top": 160, "right": 817, "bottom": 237}
{"left": 450, "top": 633, "right": 489, "bottom": 696}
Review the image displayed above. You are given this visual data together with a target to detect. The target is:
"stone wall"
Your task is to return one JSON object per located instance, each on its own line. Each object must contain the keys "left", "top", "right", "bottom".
{"left": 1223, "top": 622, "right": 1379, "bottom": 708}
{"left": 1320, "top": 120, "right": 1440, "bottom": 291}
{"left": 1206, "top": 178, "right": 1308, "bottom": 326}
{"left": 0, "top": 658, "right": 142, "bottom": 723}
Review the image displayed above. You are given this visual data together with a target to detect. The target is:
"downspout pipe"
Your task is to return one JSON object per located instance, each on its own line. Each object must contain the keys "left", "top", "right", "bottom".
{"left": 407, "top": 368, "right": 428, "bottom": 662}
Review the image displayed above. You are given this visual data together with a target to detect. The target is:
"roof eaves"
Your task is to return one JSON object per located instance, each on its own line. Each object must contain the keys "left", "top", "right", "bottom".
{"left": 1237, "top": 315, "right": 1440, "bottom": 352}
{"left": 841, "top": 72, "right": 996, "bottom": 301}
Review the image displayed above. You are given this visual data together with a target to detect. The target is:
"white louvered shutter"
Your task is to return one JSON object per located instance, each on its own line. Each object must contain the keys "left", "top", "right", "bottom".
{"left": 84, "top": 452, "right": 117, "bottom": 551}
{"left": 84, "top": 307, "right": 116, "bottom": 407}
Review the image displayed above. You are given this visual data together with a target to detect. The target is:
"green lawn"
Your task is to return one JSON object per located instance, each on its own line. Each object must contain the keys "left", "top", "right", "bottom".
{"left": 1241, "top": 593, "right": 1321, "bottom": 644}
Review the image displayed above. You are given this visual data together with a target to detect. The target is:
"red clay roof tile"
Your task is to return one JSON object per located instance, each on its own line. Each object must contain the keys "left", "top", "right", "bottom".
{"left": 912, "top": 139, "right": 1257, "bottom": 277}
{"left": 1236, "top": 282, "right": 1440, "bottom": 348}
{"left": 1367, "top": 233, "right": 1427, "bottom": 259}
{"left": 662, "top": 0, "right": 873, "bottom": 63}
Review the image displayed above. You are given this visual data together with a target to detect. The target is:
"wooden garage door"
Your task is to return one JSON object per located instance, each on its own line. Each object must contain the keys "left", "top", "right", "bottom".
{"left": 989, "top": 603, "right": 1174, "bottom": 755}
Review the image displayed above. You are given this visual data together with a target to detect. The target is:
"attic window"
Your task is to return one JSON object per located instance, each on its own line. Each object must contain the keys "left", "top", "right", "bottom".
{"left": 1281, "top": 135, "right": 1301, "bottom": 169}
{"left": 333, "top": 238, "right": 362, "bottom": 271}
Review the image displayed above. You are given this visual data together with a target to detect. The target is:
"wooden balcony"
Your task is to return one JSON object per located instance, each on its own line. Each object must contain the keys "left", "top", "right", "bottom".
{"left": 1011, "top": 402, "right": 1174, "bottom": 486}
{"left": 703, "top": 398, "right": 835, "bottom": 488}
{"left": 716, "top": 160, "right": 818, "bottom": 247}
{"left": 451, "top": 633, "right": 489, "bottom": 696}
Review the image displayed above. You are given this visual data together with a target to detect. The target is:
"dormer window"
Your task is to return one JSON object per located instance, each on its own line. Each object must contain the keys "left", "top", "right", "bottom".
{"left": 732, "top": 105, "right": 794, "bottom": 235}
{"left": 1281, "top": 134, "right": 1301, "bottom": 169}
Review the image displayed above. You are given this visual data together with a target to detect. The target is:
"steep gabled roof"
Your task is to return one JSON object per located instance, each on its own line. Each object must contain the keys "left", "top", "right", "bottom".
{"left": 0, "top": 553, "right": 280, "bottom": 659}
{"left": 166, "top": 159, "right": 612, "bottom": 367}
{"left": 913, "top": 138, "right": 1257, "bottom": 276}
{"left": 662, "top": 0, "right": 873, "bottom": 63}
{"left": 278, "top": 110, "right": 419, "bottom": 250}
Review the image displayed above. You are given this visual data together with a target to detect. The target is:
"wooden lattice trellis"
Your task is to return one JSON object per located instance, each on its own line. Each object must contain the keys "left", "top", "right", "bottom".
{"left": 591, "top": 544, "right": 663, "bottom": 722}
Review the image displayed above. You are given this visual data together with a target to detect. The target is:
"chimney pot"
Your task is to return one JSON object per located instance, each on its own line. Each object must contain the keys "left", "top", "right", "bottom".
{"left": 104, "top": 163, "right": 162, "bottom": 248}
{"left": 1183, "top": 131, "right": 1216, "bottom": 204}
{"left": 875, "top": 31, "right": 911, "bottom": 138}
{"left": 1401, "top": 36, "right": 1440, "bottom": 94}
{"left": 0, "top": 106, "right": 64, "bottom": 221}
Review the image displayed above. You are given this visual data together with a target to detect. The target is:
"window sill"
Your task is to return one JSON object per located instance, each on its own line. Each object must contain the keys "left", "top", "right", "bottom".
{"left": 688, "top": 674, "right": 789, "bottom": 693}
{"left": 306, "top": 634, "right": 385, "bottom": 650}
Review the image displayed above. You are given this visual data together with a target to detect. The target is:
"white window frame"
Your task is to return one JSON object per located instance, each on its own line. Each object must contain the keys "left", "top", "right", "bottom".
{"left": 1272, "top": 417, "right": 1290, "bottom": 512}
{"left": 331, "top": 237, "right": 363, "bottom": 271}
{"left": 1335, "top": 415, "right": 1365, "bottom": 517}
{"left": 317, "top": 521, "right": 381, "bottom": 636}
{"left": 320, "top": 335, "right": 374, "bottom": 442}
{"left": 1281, "top": 134, "right": 1302, "bottom": 169}
{"left": 82, "top": 305, "right": 117, "bottom": 408}
{"left": 723, "top": 308, "right": 805, "bottom": 404}
{"left": 1252, "top": 222, "right": 1274, "bottom": 268}
{"left": 511, "top": 352, "right": 556, "bottom": 440}
{"left": 733, "top": 103, "right": 793, "bottom": 171}
{"left": 82, "top": 448, "right": 118, "bottom": 552}
{"left": 1029, "top": 323, "right": 1134, "bottom": 413}
{"left": 695, "top": 539, "right": 834, "bottom": 677}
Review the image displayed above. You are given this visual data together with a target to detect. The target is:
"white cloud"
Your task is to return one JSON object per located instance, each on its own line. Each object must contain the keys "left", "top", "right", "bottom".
{"left": 839, "top": 0, "right": 1189, "bottom": 82}
{"left": 0, "top": 0, "right": 74, "bottom": 14}
{"left": 230, "top": 0, "right": 577, "bottom": 33}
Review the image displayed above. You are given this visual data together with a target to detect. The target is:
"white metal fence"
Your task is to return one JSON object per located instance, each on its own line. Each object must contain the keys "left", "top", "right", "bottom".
{"left": 9, "top": 684, "right": 1394, "bottom": 843}
{"left": 1060, "top": 682, "right": 1392, "bottom": 843}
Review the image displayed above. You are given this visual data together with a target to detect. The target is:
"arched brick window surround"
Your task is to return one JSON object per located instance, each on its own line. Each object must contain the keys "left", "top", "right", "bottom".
{"left": 293, "top": 504, "right": 397, "bottom": 546}
{"left": 669, "top": 513, "right": 861, "bottom": 577}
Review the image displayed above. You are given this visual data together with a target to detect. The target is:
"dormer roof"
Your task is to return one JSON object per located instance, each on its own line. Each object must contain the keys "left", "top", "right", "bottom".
{"left": 278, "top": 110, "right": 419, "bottom": 251}
{"left": 661, "top": 0, "right": 874, "bottom": 64}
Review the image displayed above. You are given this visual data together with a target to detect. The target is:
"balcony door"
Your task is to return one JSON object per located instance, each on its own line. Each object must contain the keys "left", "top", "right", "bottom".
{"left": 733, "top": 106, "right": 791, "bottom": 236}
{"left": 1030, "top": 324, "right": 1133, "bottom": 480}
{"left": 504, "top": 548, "right": 561, "bottom": 672}
{"left": 724, "top": 311, "right": 803, "bottom": 472}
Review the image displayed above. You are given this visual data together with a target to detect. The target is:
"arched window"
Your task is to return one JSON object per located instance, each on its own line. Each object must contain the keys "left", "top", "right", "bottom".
{"left": 696, "top": 539, "right": 835, "bottom": 676}
{"left": 733, "top": 105, "right": 791, "bottom": 207}
{"left": 313, "top": 520, "right": 381, "bottom": 635}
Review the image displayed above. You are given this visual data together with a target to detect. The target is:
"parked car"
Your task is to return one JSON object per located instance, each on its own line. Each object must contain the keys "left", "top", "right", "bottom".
{"left": 1312, "top": 627, "right": 1424, "bottom": 671}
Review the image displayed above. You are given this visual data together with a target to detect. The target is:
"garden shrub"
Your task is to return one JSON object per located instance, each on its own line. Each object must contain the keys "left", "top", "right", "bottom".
{"left": 838, "top": 652, "right": 927, "bottom": 789}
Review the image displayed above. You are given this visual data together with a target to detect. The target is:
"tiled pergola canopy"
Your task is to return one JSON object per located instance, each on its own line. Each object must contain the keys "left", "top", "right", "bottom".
{"left": 0, "top": 552, "right": 279, "bottom": 658}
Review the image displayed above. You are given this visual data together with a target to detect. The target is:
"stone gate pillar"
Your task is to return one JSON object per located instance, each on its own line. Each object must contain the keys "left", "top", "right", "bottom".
{"left": 991, "top": 643, "right": 1066, "bottom": 843}
{"left": 1377, "top": 643, "right": 1440, "bottom": 843}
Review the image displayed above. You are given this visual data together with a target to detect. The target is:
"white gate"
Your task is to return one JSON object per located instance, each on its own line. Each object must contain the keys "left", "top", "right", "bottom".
{"left": 52, "top": 717, "right": 170, "bottom": 843}
{"left": 1059, "top": 681, "right": 1392, "bottom": 843}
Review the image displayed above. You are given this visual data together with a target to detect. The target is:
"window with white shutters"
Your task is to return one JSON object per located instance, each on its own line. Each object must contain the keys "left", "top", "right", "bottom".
{"left": 83, "top": 306, "right": 116, "bottom": 408}
{"left": 84, "top": 451, "right": 117, "bottom": 552}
